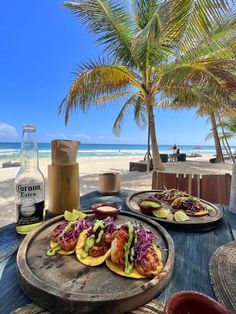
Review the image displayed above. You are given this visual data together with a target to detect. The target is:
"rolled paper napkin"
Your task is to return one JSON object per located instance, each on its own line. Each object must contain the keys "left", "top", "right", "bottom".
{"left": 51, "top": 139, "right": 80, "bottom": 165}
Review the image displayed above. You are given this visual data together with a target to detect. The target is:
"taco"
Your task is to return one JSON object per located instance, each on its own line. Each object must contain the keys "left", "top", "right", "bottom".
{"left": 155, "top": 189, "right": 190, "bottom": 204}
{"left": 76, "top": 218, "right": 116, "bottom": 266}
{"left": 171, "top": 197, "right": 208, "bottom": 216}
{"left": 106, "top": 222, "right": 163, "bottom": 278}
{"left": 47, "top": 220, "right": 91, "bottom": 256}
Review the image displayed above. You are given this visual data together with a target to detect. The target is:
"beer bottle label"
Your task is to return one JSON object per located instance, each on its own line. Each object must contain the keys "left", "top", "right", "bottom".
{"left": 16, "top": 200, "right": 45, "bottom": 225}
{"left": 15, "top": 183, "right": 44, "bottom": 225}
{"left": 15, "top": 183, "right": 44, "bottom": 202}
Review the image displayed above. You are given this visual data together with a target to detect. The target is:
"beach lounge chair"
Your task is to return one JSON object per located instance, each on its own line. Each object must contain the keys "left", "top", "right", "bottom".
{"left": 2, "top": 161, "right": 21, "bottom": 168}
{"left": 209, "top": 158, "right": 217, "bottom": 163}
{"left": 152, "top": 171, "right": 231, "bottom": 204}
{"left": 177, "top": 153, "right": 186, "bottom": 161}
{"left": 160, "top": 154, "right": 168, "bottom": 163}
{"left": 129, "top": 160, "right": 153, "bottom": 172}
{"left": 188, "top": 153, "right": 202, "bottom": 157}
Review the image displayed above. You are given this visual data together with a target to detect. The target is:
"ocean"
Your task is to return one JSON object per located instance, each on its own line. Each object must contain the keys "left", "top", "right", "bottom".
{"left": 0, "top": 142, "right": 226, "bottom": 162}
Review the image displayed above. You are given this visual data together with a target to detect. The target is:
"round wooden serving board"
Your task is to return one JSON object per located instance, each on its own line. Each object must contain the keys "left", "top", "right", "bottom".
{"left": 17, "top": 211, "right": 174, "bottom": 314}
{"left": 126, "top": 190, "right": 224, "bottom": 232}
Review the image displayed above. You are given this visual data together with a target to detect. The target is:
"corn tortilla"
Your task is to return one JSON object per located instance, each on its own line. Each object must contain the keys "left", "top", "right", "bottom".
{"left": 106, "top": 245, "right": 163, "bottom": 279}
{"left": 171, "top": 197, "right": 209, "bottom": 216}
{"left": 76, "top": 229, "right": 111, "bottom": 266}
{"left": 50, "top": 240, "right": 75, "bottom": 255}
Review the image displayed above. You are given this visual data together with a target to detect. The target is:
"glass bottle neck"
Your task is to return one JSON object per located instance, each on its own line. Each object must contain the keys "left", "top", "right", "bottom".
{"left": 21, "top": 130, "right": 39, "bottom": 169}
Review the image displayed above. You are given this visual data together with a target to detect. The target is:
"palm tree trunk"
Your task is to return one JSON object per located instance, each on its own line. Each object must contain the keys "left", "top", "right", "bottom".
{"left": 209, "top": 112, "right": 224, "bottom": 162}
{"left": 144, "top": 123, "right": 152, "bottom": 160}
{"left": 222, "top": 138, "right": 230, "bottom": 157}
{"left": 217, "top": 114, "right": 235, "bottom": 163}
{"left": 148, "top": 100, "right": 164, "bottom": 171}
{"left": 144, "top": 123, "right": 152, "bottom": 172}
{"left": 223, "top": 136, "right": 235, "bottom": 163}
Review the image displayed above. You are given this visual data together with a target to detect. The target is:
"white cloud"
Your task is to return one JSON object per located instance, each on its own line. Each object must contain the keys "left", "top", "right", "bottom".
{"left": 98, "top": 136, "right": 105, "bottom": 139}
{"left": 60, "top": 133, "right": 67, "bottom": 139}
{"left": 0, "top": 123, "right": 18, "bottom": 139}
{"left": 113, "top": 137, "right": 134, "bottom": 141}
{"left": 72, "top": 134, "right": 91, "bottom": 141}
{"left": 45, "top": 134, "right": 58, "bottom": 138}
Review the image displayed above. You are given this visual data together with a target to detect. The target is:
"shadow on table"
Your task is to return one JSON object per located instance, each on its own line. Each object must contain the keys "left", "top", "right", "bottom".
{"left": 0, "top": 253, "right": 30, "bottom": 314}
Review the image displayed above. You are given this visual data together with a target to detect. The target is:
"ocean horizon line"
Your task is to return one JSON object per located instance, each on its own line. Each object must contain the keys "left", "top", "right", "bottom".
{"left": 0, "top": 141, "right": 219, "bottom": 147}
{"left": 0, "top": 142, "right": 231, "bottom": 161}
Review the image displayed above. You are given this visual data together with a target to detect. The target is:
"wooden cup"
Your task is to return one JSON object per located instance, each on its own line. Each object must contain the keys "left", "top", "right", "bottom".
{"left": 98, "top": 172, "right": 121, "bottom": 195}
{"left": 48, "top": 163, "right": 80, "bottom": 216}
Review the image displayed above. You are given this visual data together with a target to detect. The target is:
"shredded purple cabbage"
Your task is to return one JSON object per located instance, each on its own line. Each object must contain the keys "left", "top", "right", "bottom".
{"left": 104, "top": 217, "right": 116, "bottom": 234}
{"left": 59, "top": 219, "right": 91, "bottom": 244}
{"left": 134, "top": 224, "right": 155, "bottom": 262}
{"left": 87, "top": 217, "right": 116, "bottom": 240}
{"left": 53, "top": 223, "right": 67, "bottom": 238}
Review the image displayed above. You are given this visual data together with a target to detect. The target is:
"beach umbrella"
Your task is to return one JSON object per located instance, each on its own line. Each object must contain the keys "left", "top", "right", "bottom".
{"left": 168, "top": 146, "right": 176, "bottom": 153}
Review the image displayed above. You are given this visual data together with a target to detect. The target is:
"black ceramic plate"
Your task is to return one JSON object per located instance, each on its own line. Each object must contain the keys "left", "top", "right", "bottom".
{"left": 126, "top": 190, "right": 224, "bottom": 231}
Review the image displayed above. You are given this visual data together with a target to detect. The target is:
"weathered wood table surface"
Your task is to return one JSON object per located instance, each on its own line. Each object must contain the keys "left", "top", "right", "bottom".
{"left": 1, "top": 190, "right": 236, "bottom": 314}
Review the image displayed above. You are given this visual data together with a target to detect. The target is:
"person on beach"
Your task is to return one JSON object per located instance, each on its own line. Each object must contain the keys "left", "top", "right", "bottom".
{"left": 172, "top": 144, "right": 177, "bottom": 154}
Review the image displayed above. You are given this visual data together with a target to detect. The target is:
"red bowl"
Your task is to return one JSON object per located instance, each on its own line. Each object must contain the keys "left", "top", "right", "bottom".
{"left": 164, "top": 291, "right": 234, "bottom": 314}
{"left": 91, "top": 202, "right": 120, "bottom": 220}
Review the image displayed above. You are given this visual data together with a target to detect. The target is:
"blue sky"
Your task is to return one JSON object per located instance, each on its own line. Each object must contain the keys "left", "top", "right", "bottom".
{"left": 0, "top": 0, "right": 215, "bottom": 145}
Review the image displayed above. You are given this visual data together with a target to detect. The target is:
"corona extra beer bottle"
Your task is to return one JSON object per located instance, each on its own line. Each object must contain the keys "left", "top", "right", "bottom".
{"left": 15, "top": 124, "right": 45, "bottom": 234}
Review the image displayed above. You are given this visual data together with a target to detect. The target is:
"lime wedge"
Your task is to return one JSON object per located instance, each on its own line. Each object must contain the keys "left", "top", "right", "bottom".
{"left": 72, "top": 209, "right": 86, "bottom": 219}
{"left": 64, "top": 209, "right": 86, "bottom": 221}
{"left": 174, "top": 211, "right": 190, "bottom": 222}
{"left": 153, "top": 209, "right": 170, "bottom": 219}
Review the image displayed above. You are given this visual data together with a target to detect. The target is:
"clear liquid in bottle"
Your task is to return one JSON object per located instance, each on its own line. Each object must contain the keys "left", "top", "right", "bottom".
{"left": 15, "top": 124, "right": 45, "bottom": 234}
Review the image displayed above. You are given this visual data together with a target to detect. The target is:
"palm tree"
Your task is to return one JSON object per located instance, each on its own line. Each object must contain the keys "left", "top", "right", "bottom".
{"left": 206, "top": 113, "right": 236, "bottom": 162}
{"left": 159, "top": 90, "right": 234, "bottom": 162}
{"left": 59, "top": 0, "right": 236, "bottom": 170}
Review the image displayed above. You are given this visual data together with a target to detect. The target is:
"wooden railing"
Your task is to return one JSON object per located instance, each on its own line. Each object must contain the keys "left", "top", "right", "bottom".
{"left": 152, "top": 171, "right": 231, "bottom": 204}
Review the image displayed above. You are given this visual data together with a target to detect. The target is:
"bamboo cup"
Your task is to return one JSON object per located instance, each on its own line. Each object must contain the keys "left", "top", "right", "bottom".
{"left": 48, "top": 163, "right": 80, "bottom": 216}
{"left": 98, "top": 172, "right": 121, "bottom": 195}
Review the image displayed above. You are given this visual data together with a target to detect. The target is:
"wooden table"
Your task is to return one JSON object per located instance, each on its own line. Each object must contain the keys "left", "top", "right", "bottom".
{"left": 1, "top": 190, "right": 236, "bottom": 314}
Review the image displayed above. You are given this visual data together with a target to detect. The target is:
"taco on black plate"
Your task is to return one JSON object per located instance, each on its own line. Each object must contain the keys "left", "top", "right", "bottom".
{"left": 76, "top": 218, "right": 116, "bottom": 266}
{"left": 106, "top": 222, "right": 163, "bottom": 278}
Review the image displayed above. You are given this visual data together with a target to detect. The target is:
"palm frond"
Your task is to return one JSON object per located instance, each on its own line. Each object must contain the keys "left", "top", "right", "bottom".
{"left": 133, "top": 96, "right": 147, "bottom": 129}
{"left": 133, "top": 0, "right": 159, "bottom": 30}
{"left": 58, "top": 61, "right": 144, "bottom": 124}
{"left": 173, "top": 13, "right": 236, "bottom": 62}
{"left": 112, "top": 95, "right": 137, "bottom": 136}
{"left": 64, "top": 1, "right": 135, "bottom": 66}
{"left": 95, "top": 91, "right": 133, "bottom": 103}
{"left": 132, "top": 3, "right": 172, "bottom": 82}
{"left": 205, "top": 130, "right": 233, "bottom": 141}
{"left": 205, "top": 131, "right": 214, "bottom": 141}
{"left": 157, "top": 59, "right": 236, "bottom": 100}
{"left": 164, "top": 0, "right": 235, "bottom": 51}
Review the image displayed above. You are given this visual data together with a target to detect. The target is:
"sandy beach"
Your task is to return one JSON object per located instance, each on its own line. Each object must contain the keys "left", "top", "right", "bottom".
{"left": 0, "top": 155, "right": 232, "bottom": 228}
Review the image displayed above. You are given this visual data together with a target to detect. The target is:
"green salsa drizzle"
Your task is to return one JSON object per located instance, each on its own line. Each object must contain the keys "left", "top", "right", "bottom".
{"left": 93, "top": 220, "right": 105, "bottom": 232}
{"left": 80, "top": 235, "right": 95, "bottom": 259}
{"left": 47, "top": 243, "right": 61, "bottom": 256}
{"left": 96, "top": 229, "right": 104, "bottom": 244}
{"left": 46, "top": 221, "right": 77, "bottom": 256}
{"left": 124, "top": 222, "right": 134, "bottom": 274}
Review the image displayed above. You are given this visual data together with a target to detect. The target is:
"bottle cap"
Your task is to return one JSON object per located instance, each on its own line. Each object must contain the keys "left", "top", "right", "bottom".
{"left": 23, "top": 124, "right": 36, "bottom": 131}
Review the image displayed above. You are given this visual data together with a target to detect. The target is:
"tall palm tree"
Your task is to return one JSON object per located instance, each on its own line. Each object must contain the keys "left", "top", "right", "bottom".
{"left": 59, "top": 0, "right": 236, "bottom": 170}
{"left": 159, "top": 87, "right": 235, "bottom": 162}
{"left": 206, "top": 113, "right": 236, "bottom": 162}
